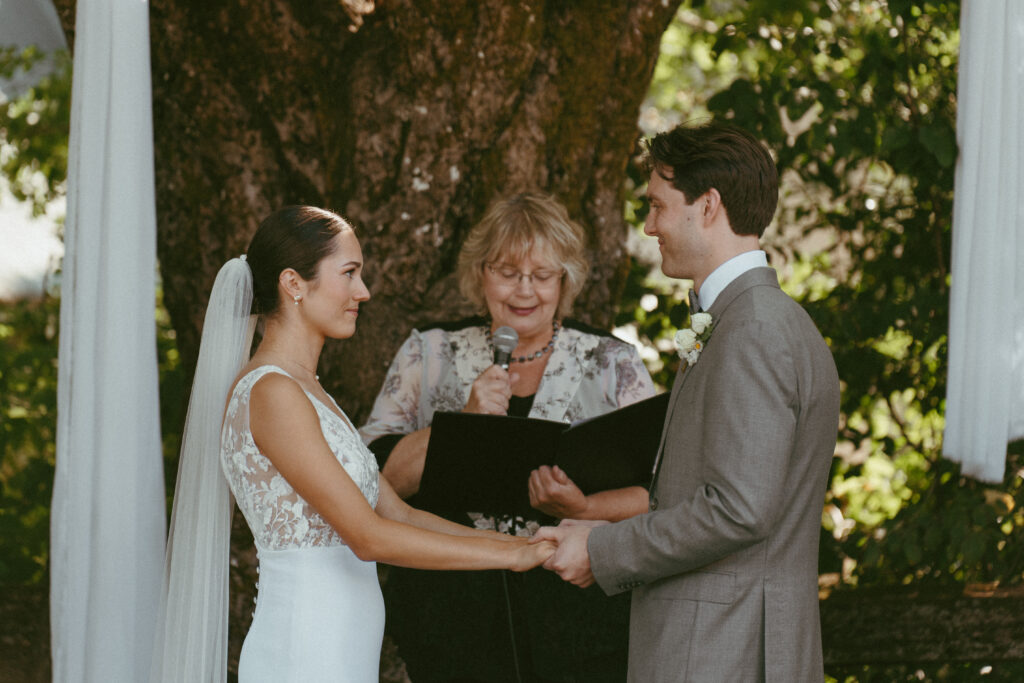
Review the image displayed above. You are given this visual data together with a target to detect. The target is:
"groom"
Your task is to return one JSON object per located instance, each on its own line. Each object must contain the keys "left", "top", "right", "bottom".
{"left": 534, "top": 122, "right": 840, "bottom": 682}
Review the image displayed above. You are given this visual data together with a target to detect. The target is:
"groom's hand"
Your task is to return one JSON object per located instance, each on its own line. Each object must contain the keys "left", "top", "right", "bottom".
{"left": 531, "top": 520, "right": 604, "bottom": 588}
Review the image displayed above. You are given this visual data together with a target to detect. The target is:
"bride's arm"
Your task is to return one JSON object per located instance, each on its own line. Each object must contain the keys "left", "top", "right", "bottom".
{"left": 374, "top": 476, "right": 517, "bottom": 540}
{"left": 249, "top": 374, "right": 547, "bottom": 570}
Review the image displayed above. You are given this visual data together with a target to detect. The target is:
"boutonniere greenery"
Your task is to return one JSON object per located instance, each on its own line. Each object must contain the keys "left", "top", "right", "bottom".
{"left": 675, "top": 312, "right": 714, "bottom": 365}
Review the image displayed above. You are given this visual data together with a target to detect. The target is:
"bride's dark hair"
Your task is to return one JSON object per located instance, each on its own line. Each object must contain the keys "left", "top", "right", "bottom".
{"left": 246, "top": 205, "right": 352, "bottom": 316}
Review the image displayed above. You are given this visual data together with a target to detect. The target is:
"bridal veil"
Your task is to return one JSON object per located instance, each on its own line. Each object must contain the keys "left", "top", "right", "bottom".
{"left": 150, "top": 258, "right": 256, "bottom": 682}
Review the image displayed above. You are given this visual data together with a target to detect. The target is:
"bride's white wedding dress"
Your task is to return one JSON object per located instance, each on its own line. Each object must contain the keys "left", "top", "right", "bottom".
{"left": 221, "top": 365, "right": 384, "bottom": 682}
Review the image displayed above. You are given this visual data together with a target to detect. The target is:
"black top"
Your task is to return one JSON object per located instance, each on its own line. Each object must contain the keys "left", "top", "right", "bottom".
{"left": 508, "top": 393, "right": 535, "bottom": 417}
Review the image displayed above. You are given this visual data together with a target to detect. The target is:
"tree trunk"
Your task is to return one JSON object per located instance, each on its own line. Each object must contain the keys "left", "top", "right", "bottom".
{"left": 54, "top": 0, "right": 681, "bottom": 415}
{"left": 131, "top": 0, "right": 680, "bottom": 423}
{"left": 51, "top": 1, "right": 681, "bottom": 675}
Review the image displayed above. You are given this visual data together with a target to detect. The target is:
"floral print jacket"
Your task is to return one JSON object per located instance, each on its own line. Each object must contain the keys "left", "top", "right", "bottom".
{"left": 358, "top": 317, "right": 655, "bottom": 451}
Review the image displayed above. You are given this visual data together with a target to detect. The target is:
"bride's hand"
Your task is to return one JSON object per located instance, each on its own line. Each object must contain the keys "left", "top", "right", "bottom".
{"left": 496, "top": 532, "right": 526, "bottom": 542}
{"left": 481, "top": 530, "right": 527, "bottom": 543}
{"left": 509, "top": 539, "right": 556, "bottom": 572}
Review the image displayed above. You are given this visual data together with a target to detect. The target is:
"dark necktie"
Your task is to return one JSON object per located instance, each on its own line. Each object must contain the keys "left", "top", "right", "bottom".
{"left": 688, "top": 288, "right": 701, "bottom": 314}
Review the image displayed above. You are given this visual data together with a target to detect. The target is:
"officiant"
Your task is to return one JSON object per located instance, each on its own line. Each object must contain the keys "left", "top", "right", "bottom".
{"left": 359, "top": 191, "right": 655, "bottom": 682}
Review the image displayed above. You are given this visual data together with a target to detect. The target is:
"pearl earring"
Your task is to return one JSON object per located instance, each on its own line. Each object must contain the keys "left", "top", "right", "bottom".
{"left": 294, "top": 295, "right": 302, "bottom": 304}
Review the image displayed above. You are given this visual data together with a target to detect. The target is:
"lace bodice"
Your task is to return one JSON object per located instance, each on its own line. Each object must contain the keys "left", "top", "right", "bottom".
{"left": 221, "top": 365, "right": 380, "bottom": 550}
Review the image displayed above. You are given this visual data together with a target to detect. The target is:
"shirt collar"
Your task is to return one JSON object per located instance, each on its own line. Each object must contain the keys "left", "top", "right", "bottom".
{"left": 696, "top": 250, "right": 768, "bottom": 310}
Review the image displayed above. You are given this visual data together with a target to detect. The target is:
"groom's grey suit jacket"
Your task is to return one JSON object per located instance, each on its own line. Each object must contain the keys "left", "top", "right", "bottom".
{"left": 589, "top": 267, "right": 840, "bottom": 682}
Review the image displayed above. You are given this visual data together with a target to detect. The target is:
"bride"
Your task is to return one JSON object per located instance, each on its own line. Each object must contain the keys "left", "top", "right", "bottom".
{"left": 151, "top": 206, "right": 555, "bottom": 682}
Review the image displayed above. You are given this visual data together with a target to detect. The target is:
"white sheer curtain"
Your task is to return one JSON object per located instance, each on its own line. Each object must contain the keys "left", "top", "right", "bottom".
{"left": 943, "top": 1, "right": 1024, "bottom": 483}
{"left": 50, "top": 0, "right": 165, "bottom": 681}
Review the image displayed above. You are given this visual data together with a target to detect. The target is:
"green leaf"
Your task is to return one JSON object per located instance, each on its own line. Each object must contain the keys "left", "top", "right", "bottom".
{"left": 917, "top": 124, "right": 957, "bottom": 168}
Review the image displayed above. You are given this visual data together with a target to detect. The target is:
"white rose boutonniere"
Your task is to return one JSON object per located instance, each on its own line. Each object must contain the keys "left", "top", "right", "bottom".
{"left": 690, "top": 312, "right": 712, "bottom": 335}
{"left": 675, "top": 312, "right": 715, "bottom": 366}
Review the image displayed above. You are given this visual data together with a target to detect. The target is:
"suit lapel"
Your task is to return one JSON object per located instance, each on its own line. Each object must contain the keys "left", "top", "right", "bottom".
{"left": 648, "top": 362, "right": 686, "bottom": 487}
{"left": 648, "top": 268, "right": 781, "bottom": 493}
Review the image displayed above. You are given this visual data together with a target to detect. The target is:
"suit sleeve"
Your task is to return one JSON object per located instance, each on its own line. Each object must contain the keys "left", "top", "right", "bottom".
{"left": 590, "top": 318, "right": 799, "bottom": 593}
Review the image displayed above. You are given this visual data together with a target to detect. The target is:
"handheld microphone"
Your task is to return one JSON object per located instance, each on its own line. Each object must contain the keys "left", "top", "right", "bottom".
{"left": 492, "top": 326, "right": 519, "bottom": 370}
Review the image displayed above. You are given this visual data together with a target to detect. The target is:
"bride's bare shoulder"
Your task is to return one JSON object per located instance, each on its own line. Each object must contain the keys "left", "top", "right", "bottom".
{"left": 249, "top": 370, "right": 310, "bottom": 413}
{"left": 226, "top": 364, "right": 301, "bottom": 409}
{"left": 247, "top": 372, "right": 321, "bottom": 446}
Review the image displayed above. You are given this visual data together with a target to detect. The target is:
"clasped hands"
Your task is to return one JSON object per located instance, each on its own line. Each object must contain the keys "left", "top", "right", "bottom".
{"left": 528, "top": 518, "right": 607, "bottom": 588}
{"left": 527, "top": 465, "right": 604, "bottom": 587}
{"left": 466, "top": 367, "right": 604, "bottom": 588}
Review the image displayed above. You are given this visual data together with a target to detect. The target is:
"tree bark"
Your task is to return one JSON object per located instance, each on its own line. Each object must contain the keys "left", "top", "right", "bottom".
{"left": 53, "top": 0, "right": 681, "bottom": 416}
{"left": 131, "top": 0, "right": 680, "bottom": 422}
{"left": 48, "top": 1, "right": 680, "bottom": 673}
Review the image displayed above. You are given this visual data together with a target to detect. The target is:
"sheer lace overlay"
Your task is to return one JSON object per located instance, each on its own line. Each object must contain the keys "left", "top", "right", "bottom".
{"left": 221, "top": 365, "right": 379, "bottom": 551}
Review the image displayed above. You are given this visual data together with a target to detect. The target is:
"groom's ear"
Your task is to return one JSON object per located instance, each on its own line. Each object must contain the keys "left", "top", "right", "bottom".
{"left": 702, "top": 188, "right": 723, "bottom": 224}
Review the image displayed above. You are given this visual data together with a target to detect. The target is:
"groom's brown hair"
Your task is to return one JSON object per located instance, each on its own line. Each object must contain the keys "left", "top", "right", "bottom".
{"left": 645, "top": 122, "right": 779, "bottom": 238}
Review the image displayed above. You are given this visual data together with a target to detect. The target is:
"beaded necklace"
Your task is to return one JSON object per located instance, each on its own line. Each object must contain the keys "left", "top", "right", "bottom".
{"left": 486, "top": 320, "right": 561, "bottom": 363}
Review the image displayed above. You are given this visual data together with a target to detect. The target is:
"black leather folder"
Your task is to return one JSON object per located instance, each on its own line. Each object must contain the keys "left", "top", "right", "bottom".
{"left": 416, "top": 392, "right": 669, "bottom": 518}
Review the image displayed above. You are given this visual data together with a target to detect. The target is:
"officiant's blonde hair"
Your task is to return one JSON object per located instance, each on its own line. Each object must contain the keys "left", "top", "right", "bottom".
{"left": 457, "top": 192, "right": 588, "bottom": 319}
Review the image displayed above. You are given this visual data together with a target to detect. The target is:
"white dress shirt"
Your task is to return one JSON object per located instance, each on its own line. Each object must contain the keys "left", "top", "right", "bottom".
{"left": 696, "top": 250, "right": 769, "bottom": 311}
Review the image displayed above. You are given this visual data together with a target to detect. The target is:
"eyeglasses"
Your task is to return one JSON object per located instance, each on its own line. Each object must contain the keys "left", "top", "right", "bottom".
{"left": 485, "top": 263, "right": 564, "bottom": 290}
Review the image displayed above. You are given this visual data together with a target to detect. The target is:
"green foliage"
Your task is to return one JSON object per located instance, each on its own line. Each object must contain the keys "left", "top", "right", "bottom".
{"left": 155, "top": 298, "right": 189, "bottom": 514}
{"left": 0, "top": 297, "right": 59, "bottom": 584}
{"left": 0, "top": 46, "right": 71, "bottom": 214}
{"left": 623, "top": 0, "right": 1024, "bottom": 599}
{"left": 0, "top": 293, "right": 186, "bottom": 586}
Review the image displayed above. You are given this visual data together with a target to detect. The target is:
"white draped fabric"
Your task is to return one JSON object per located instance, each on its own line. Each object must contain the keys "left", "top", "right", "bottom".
{"left": 944, "top": 1, "right": 1024, "bottom": 483}
{"left": 50, "top": 1, "right": 166, "bottom": 681}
